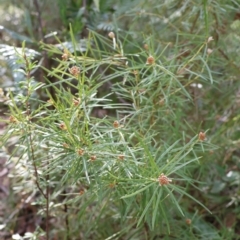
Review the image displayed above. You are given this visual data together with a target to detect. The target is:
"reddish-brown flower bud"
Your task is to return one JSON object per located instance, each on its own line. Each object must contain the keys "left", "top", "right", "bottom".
{"left": 113, "top": 120, "right": 120, "bottom": 128}
{"left": 90, "top": 155, "right": 97, "bottom": 161}
{"left": 186, "top": 219, "right": 192, "bottom": 225}
{"left": 73, "top": 98, "right": 81, "bottom": 106}
{"left": 79, "top": 189, "right": 85, "bottom": 195}
{"left": 62, "top": 49, "right": 70, "bottom": 61}
{"left": 109, "top": 183, "right": 116, "bottom": 188}
{"left": 198, "top": 132, "right": 206, "bottom": 141}
{"left": 158, "top": 173, "right": 172, "bottom": 186}
{"left": 59, "top": 122, "right": 67, "bottom": 130}
{"left": 118, "top": 154, "right": 124, "bottom": 160}
{"left": 77, "top": 149, "right": 84, "bottom": 156}
{"left": 69, "top": 66, "right": 80, "bottom": 78}
{"left": 9, "top": 115, "right": 18, "bottom": 123}
{"left": 146, "top": 55, "right": 155, "bottom": 65}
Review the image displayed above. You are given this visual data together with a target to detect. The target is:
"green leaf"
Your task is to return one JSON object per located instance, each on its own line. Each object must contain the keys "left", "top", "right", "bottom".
{"left": 121, "top": 182, "right": 155, "bottom": 199}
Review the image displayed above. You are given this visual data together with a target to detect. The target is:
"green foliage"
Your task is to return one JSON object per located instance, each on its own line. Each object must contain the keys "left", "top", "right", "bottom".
{"left": 1, "top": 0, "right": 240, "bottom": 239}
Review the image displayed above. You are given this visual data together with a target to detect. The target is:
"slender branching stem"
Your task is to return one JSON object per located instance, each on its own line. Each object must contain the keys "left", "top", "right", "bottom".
{"left": 23, "top": 53, "right": 49, "bottom": 239}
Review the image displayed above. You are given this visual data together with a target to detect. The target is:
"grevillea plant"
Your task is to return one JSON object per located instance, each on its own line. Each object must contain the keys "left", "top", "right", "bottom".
{"left": 1, "top": 26, "right": 219, "bottom": 239}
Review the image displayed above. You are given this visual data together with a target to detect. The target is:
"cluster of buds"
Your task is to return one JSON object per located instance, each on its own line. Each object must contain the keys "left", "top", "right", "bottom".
{"left": 109, "top": 182, "right": 116, "bottom": 188}
{"left": 133, "top": 70, "right": 139, "bottom": 76}
{"left": 47, "top": 99, "right": 54, "bottom": 105}
{"left": 113, "top": 120, "right": 120, "bottom": 128}
{"left": 9, "top": 115, "right": 18, "bottom": 123}
{"left": 63, "top": 143, "right": 69, "bottom": 148}
{"left": 62, "top": 49, "right": 70, "bottom": 61}
{"left": 118, "top": 154, "right": 124, "bottom": 160}
{"left": 198, "top": 132, "right": 206, "bottom": 141}
{"left": 69, "top": 66, "right": 80, "bottom": 78}
{"left": 143, "top": 44, "right": 149, "bottom": 50}
{"left": 186, "top": 219, "right": 192, "bottom": 225}
{"left": 158, "top": 173, "right": 172, "bottom": 186}
{"left": 77, "top": 149, "right": 84, "bottom": 156}
{"left": 79, "top": 189, "right": 85, "bottom": 195}
{"left": 90, "top": 155, "right": 97, "bottom": 161}
{"left": 59, "top": 122, "right": 67, "bottom": 130}
{"left": 146, "top": 55, "right": 155, "bottom": 65}
{"left": 73, "top": 98, "right": 81, "bottom": 106}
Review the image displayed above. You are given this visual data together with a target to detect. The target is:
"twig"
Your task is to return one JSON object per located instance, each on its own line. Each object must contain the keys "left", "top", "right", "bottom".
{"left": 190, "top": 11, "right": 200, "bottom": 34}
{"left": 33, "top": 0, "right": 44, "bottom": 41}
{"left": 24, "top": 53, "right": 47, "bottom": 200}
{"left": 46, "top": 159, "right": 50, "bottom": 240}
{"left": 25, "top": 3, "right": 51, "bottom": 235}
{"left": 64, "top": 203, "right": 70, "bottom": 240}
{"left": 30, "top": 134, "right": 47, "bottom": 199}
{"left": 23, "top": 52, "right": 49, "bottom": 240}
{"left": 33, "top": 0, "right": 49, "bottom": 86}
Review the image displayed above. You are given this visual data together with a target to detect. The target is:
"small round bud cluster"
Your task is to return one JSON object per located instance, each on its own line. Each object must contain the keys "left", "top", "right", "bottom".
{"left": 77, "top": 149, "right": 84, "bottom": 156}
{"left": 146, "top": 55, "right": 155, "bottom": 65}
{"left": 47, "top": 99, "right": 54, "bottom": 105}
{"left": 9, "top": 115, "right": 18, "bottom": 123}
{"left": 79, "top": 189, "right": 85, "bottom": 195}
{"left": 158, "top": 173, "right": 172, "bottom": 186}
{"left": 186, "top": 219, "right": 192, "bottom": 225}
{"left": 113, "top": 120, "right": 120, "bottom": 128}
{"left": 118, "top": 154, "right": 124, "bottom": 160}
{"left": 133, "top": 70, "right": 139, "bottom": 75}
{"left": 90, "top": 155, "right": 97, "bottom": 161}
{"left": 109, "top": 183, "right": 116, "bottom": 188}
{"left": 73, "top": 98, "right": 81, "bottom": 106}
{"left": 59, "top": 122, "right": 67, "bottom": 130}
{"left": 63, "top": 143, "right": 69, "bottom": 148}
{"left": 62, "top": 49, "right": 70, "bottom": 61}
{"left": 143, "top": 44, "right": 149, "bottom": 50}
{"left": 198, "top": 132, "right": 206, "bottom": 141}
{"left": 69, "top": 66, "right": 80, "bottom": 78}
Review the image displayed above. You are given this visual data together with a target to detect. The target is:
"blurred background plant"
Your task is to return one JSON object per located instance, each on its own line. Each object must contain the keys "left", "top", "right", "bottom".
{"left": 0, "top": 0, "right": 240, "bottom": 239}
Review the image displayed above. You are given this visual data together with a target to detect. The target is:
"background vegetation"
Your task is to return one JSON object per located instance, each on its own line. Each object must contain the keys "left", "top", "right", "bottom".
{"left": 0, "top": 0, "right": 240, "bottom": 239}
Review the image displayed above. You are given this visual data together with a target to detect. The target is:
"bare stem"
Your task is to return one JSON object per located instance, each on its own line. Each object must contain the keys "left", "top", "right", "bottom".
{"left": 64, "top": 203, "right": 70, "bottom": 240}
{"left": 46, "top": 160, "right": 50, "bottom": 240}
{"left": 33, "top": 0, "right": 44, "bottom": 41}
{"left": 33, "top": 0, "right": 49, "bottom": 86}
{"left": 23, "top": 52, "right": 49, "bottom": 239}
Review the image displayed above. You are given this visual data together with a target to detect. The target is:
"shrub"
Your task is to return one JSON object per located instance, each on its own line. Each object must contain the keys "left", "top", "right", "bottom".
{"left": 1, "top": 0, "right": 240, "bottom": 239}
